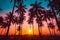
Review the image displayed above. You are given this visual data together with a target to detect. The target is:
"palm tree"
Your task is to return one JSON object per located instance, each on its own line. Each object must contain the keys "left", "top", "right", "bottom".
{"left": 42, "top": 9, "right": 55, "bottom": 35}
{"left": 13, "top": 16, "right": 22, "bottom": 38}
{"left": 10, "top": 0, "right": 24, "bottom": 14}
{"left": 48, "top": 22, "right": 55, "bottom": 35}
{"left": 36, "top": 16, "right": 43, "bottom": 36}
{"left": 15, "top": 0, "right": 26, "bottom": 37}
{"left": 28, "top": 14, "right": 34, "bottom": 35}
{"left": 0, "top": 16, "right": 13, "bottom": 40}
{"left": 28, "top": 1, "right": 44, "bottom": 37}
{"left": 10, "top": 15, "right": 18, "bottom": 40}
{"left": 45, "top": 0, "right": 60, "bottom": 31}
{"left": 5, "top": 12, "right": 15, "bottom": 37}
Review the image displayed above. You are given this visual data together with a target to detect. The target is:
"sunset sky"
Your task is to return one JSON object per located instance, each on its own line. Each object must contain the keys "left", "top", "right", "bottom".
{"left": 0, "top": 0, "right": 60, "bottom": 35}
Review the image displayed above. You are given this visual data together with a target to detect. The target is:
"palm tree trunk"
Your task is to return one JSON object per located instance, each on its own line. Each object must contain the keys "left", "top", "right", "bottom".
{"left": 5, "top": 26, "right": 10, "bottom": 40}
{"left": 20, "top": 24, "right": 22, "bottom": 40}
{"left": 46, "top": 22, "right": 51, "bottom": 35}
{"left": 38, "top": 24, "right": 41, "bottom": 37}
{"left": 14, "top": 24, "right": 16, "bottom": 40}
{"left": 32, "top": 23, "right": 34, "bottom": 36}
{"left": 30, "top": 24, "right": 32, "bottom": 40}
{"left": 32, "top": 23, "right": 34, "bottom": 40}
{"left": 6, "top": 26, "right": 10, "bottom": 37}
{"left": 54, "top": 29, "right": 56, "bottom": 35}
{"left": 6, "top": 22, "right": 10, "bottom": 38}
{"left": 49, "top": 27, "right": 51, "bottom": 35}
{"left": 19, "top": 24, "right": 22, "bottom": 39}
{"left": 15, "top": 24, "right": 16, "bottom": 36}
{"left": 40, "top": 27, "right": 42, "bottom": 36}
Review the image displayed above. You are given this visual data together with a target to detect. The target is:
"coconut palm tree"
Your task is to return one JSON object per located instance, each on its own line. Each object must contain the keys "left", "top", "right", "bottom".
{"left": 48, "top": 22, "right": 55, "bottom": 35}
{"left": 15, "top": 0, "right": 26, "bottom": 37}
{"left": 47, "top": 10, "right": 55, "bottom": 35}
{"left": 28, "top": 14, "right": 34, "bottom": 35}
{"left": 41, "top": 10, "right": 52, "bottom": 35}
{"left": 36, "top": 16, "right": 43, "bottom": 36}
{"left": 10, "top": 0, "right": 23, "bottom": 14}
{"left": 0, "top": 16, "right": 12, "bottom": 40}
{"left": 5, "top": 12, "right": 15, "bottom": 37}
{"left": 28, "top": 1, "right": 44, "bottom": 37}
{"left": 45, "top": 0, "right": 60, "bottom": 31}
{"left": 42, "top": 9, "right": 55, "bottom": 35}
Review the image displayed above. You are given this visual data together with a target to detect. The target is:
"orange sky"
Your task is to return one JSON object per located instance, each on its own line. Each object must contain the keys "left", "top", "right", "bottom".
{"left": 0, "top": 12, "right": 60, "bottom": 36}
{"left": 0, "top": 19, "right": 60, "bottom": 35}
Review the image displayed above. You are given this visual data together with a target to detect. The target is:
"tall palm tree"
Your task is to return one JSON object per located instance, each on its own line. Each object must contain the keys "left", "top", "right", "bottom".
{"left": 10, "top": 15, "right": 18, "bottom": 40}
{"left": 45, "top": 0, "right": 60, "bottom": 31}
{"left": 5, "top": 12, "right": 15, "bottom": 37}
{"left": 28, "top": 14, "right": 34, "bottom": 35}
{"left": 48, "top": 22, "right": 55, "bottom": 35}
{"left": 36, "top": 16, "right": 43, "bottom": 36}
{"left": 16, "top": 14, "right": 25, "bottom": 37}
{"left": 15, "top": 0, "right": 26, "bottom": 37}
{"left": 41, "top": 10, "right": 52, "bottom": 35}
{"left": 42, "top": 9, "right": 55, "bottom": 35}
{"left": 0, "top": 16, "right": 13, "bottom": 40}
{"left": 28, "top": 1, "right": 44, "bottom": 37}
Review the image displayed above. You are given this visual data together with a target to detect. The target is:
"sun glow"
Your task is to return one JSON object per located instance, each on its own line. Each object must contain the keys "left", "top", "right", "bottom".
{"left": 29, "top": 29, "right": 32, "bottom": 33}
{"left": 28, "top": 29, "right": 32, "bottom": 34}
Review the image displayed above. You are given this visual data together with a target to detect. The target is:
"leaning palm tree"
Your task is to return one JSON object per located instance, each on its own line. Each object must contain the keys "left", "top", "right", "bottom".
{"left": 47, "top": 10, "right": 55, "bottom": 35}
{"left": 0, "top": 16, "right": 12, "bottom": 40}
{"left": 42, "top": 9, "right": 55, "bottom": 35}
{"left": 5, "top": 12, "right": 15, "bottom": 37}
{"left": 45, "top": 0, "right": 60, "bottom": 31}
{"left": 28, "top": 1, "right": 44, "bottom": 37}
{"left": 41, "top": 10, "right": 52, "bottom": 35}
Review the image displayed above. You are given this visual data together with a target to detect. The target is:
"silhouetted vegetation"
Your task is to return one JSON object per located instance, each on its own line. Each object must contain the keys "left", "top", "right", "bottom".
{"left": 0, "top": 0, "right": 60, "bottom": 40}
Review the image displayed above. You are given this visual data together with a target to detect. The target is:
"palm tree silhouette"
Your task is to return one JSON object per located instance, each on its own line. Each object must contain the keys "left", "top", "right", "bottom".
{"left": 10, "top": 0, "right": 24, "bottom": 14}
{"left": 0, "top": 16, "right": 12, "bottom": 40}
{"left": 42, "top": 9, "right": 55, "bottom": 35}
{"left": 48, "top": 22, "right": 55, "bottom": 35}
{"left": 13, "top": 16, "right": 22, "bottom": 38}
{"left": 45, "top": 0, "right": 60, "bottom": 32}
{"left": 28, "top": 1, "right": 44, "bottom": 37}
{"left": 28, "top": 14, "right": 34, "bottom": 35}
{"left": 15, "top": 0, "right": 26, "bottom": 37}
{"left": 5, "top": 12, "right": 15, "bottom": 37}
